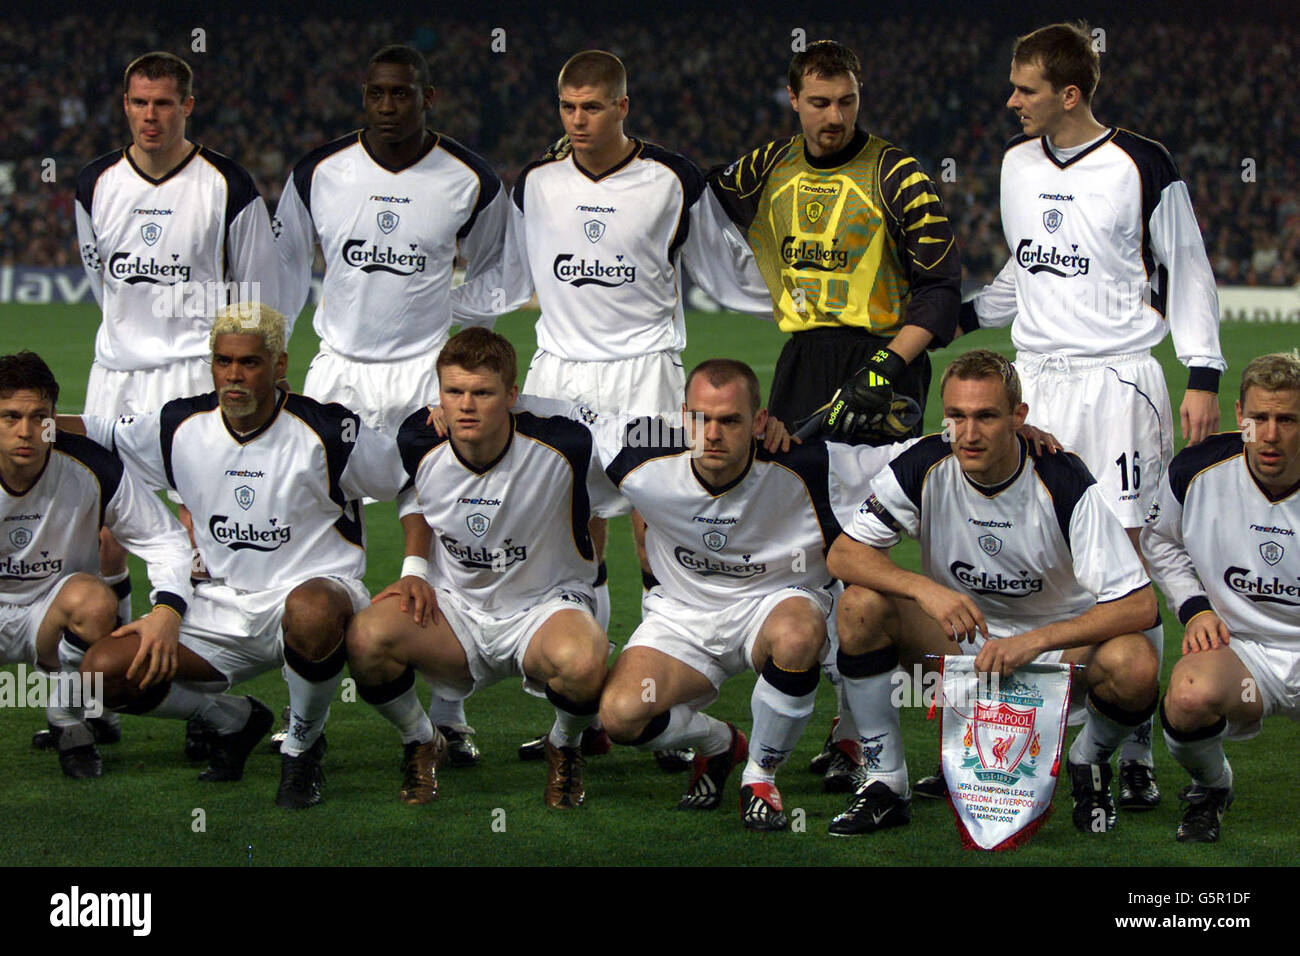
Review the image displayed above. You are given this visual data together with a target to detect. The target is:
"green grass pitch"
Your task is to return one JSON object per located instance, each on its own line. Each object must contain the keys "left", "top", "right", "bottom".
{"left": 1, "top": 302, "right": 1296, "bottom": 866}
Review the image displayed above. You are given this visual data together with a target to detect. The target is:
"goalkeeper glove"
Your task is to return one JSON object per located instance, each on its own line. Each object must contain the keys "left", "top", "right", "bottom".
{"left": 540, "top": 135, "right": 572, "bottom": 161}
{"left": 822, "top": 348, "right": 908, "bottom": 441}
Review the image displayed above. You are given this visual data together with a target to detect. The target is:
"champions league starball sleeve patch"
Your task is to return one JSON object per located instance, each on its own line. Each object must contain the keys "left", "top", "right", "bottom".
{"left": 938, "top": 656, "right": 1072, "bottom": 851}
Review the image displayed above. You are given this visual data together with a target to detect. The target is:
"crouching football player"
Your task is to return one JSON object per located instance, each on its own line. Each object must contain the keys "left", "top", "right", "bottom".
{"left": 826, "top": 350, "right": 1160, "bottom": 835}
{"left": 1, "top": 351, "right": 192, "bottom": 777}
{"left": 593, "top": 360, "right": 915, "bottom": 830}
{"left": 70, "top": 303, "right": 409, "bottom": 808}
{"left": 1142, "top": 352, "right": 1300, "bottom": 842}
{"left": 346, "top": 329, "right": 612, "bottom": 809}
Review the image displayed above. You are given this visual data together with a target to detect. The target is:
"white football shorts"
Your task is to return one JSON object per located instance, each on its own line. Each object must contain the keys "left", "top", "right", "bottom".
{"left": 1225, "top": 635, "right": 1300, "bottom": 739}
{"left": 84, "top": 356, "right": 211, "bottom": 419}
{"left": 0, "top": 576, "right": 73, "bottom": 666}
{"left": 304, "top": 343, "right": 443, "bottom": 437}
{"left": 627, "top": 585, "right": 834, "bottom": 700}
{"left": 430, "top": 584, "right": 597, "bottom": 701}
{"left": 524, "top": 348, "right": 685, "bottom": 517}
{"left": 1016, "top": 350, "right": 1174, "bottom": 528}
{"left": 177, "top": 576, "right": 370, "bottom": 689}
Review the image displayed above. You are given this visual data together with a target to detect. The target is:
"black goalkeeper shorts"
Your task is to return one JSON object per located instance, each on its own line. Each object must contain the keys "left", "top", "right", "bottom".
{"left": 767, "top": 327, "right": 931, "bottom": 445}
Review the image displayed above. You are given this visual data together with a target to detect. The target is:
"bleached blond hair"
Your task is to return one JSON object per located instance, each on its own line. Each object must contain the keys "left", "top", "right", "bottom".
{"left": 209, "top": 302, "right": 287, "bottom": 358}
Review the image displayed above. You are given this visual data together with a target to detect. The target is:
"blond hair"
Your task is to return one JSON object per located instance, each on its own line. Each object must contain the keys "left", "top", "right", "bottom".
{"left": 209, "top": 302, "right": 287, "bottom": 358}
{"left": 1240, "top": 350, "right": 1300, "bottom": 402}
{"left": 940, "top": 349, "right": 1022, "bottom": 410}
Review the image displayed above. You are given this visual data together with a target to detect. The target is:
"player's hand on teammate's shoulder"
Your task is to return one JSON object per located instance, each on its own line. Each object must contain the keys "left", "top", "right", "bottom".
{"left": 1180, "top": 389, "right": 1220, "bottom": 445}
{"left": 1182, "top": 609, "right": 1230, "bottom": 654}
{"left": 914, "top": 579, "right": 988, "bottom": 647}
{"left": 1016, "top": 422, "right": 1062, "bottom": 455}
{"left": 424, "top": 403, "right": 448, "bottom": 438}
{"left": 760, "top": 416, "right": 797, "bottom": 453}
{"left": 118, "top": 606, "right": 182, "bottom": 689}
{"left": 373, "top": 574, "right": 441, "bottom": 627}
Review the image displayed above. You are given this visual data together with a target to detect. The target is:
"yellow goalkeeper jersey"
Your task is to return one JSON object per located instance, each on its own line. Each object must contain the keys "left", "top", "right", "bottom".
{"left": 708, "top": 128, "right": 959, "bottom": 338}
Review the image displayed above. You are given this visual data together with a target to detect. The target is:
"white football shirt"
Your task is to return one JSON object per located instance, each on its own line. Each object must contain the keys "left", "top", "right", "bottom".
{"left": 1, "top": 432, "right": 191, "bottom": 612}
{"left": 971, "top": 128, "right": 1224, "bottom": 385}
{"left": 395, "top": 397, "right": 620, "bottom": 616}
{"left": 275, "top": 131, "right": 508, "bottom": 362}
{"left": 75, "top": 145, "right": 283, "bottom": 371}
{"left": 451, "top": 139, "right": 769, "bottom": 361}
{"left": 1142, "top": 432, "right": 1300, "bottom": 649}
{"left": 846, "top": 434, "right": 1149, "bottom": 631}
{"left": 594, "top": 417, "right": 909, "bottom": 608}
{"left": 86, "top": 391, "right": 407, "bottom": 591}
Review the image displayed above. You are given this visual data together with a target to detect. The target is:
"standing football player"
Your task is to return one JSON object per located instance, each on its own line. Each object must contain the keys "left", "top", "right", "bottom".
{"left": 961, "top": 22, "right": 1226, "bottom": 808}
{"left": 705, "top": 38, "right": 961, "bottom": 788}
{"left": 826, "top": 350, "right": 1159, "bottom": 835}
{"left": 347, "top": 328, "right": 615, "bottom": 809}
{"left": 274, "top": 45, "right": 509, "bottom": 766}
{"left": 451, "top": 49, "right": 769, "bottom": 768}
{"left": 75, "top": 52, "right": 282, "bottom": 759}
{"left": 1, "top": 351, "right": 192, "bottom": 778}
{"left": 70, "top": 303, "right": 409, "bottom": 808}
{"left": 1143, "top": 352, "right": 1300, "bottom": 842}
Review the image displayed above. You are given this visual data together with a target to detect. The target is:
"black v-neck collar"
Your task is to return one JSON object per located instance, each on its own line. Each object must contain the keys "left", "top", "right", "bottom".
{"left": 125, "top": 143, "right": 201, "bottom": 186}
{"left": 571, "top": 138, "right": 641, "bottom": 182}
{"left": 0, "top": 451, "right": 49, "bottom": 497}
{"left": 361, "top": 129, "right": 439, "bottom": 173}
{"left": 1040, "top": 128, "right": 1115, "bottom": 169}
{"left": 222, "top": 390, "right": 286, "bottom": 445}
{"left": 451, "top": 416, "right": 515, "bottom": 475}
{"left": 1246, "top": 457, "right": 1300, "bottom": 504}
{"left": 691, "top": 441, "right": 756, "bottom": 496}
{"left": 963, "top": 436, "right": 1028, "bottom": 497}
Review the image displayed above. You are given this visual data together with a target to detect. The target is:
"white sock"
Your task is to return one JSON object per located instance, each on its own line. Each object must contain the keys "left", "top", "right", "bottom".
{"left": 375, "top": 684, "right": 435, "bottom": 745}
{"left": 146, "top": 685, "right": 251, "bottom": 734}
{"left": 1163, "top": 710, "right": 1233, "bottom": 791}
{"left": 548, "top": 708, "right": 594, "bottom": 749}
{"left": 47, "top": 635, "right": 89, "bottom": 729}
{"left": 1069, "top": 692, "right": 1150, "bottom": 766}
{"left": 1120, "top": 620, "right": 1164, "bottom": 765}
{"left": 281, "top": 659, "right": 340, "bottom": 756}
{"left": 635, "top": 705, "right": 730, "bottom": 755}
{"left": 838, "top": 648, "right": 908, "bottom": 796}
{"left": 104, "top": 570, "right": 131, "bottom": 626}
{"left": 594, "top": 583, "right": 611, "bottom": 633}
{"left": 742, "top": 674, "right": 816, "bottom": 786}
{"left": 427, "top": 694, "right": 470, "bottom": 731}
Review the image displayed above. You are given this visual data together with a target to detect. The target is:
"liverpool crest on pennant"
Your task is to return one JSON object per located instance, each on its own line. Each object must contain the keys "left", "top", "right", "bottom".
{"left": 939, "top": 656, "right": 1070, "bottom": 850}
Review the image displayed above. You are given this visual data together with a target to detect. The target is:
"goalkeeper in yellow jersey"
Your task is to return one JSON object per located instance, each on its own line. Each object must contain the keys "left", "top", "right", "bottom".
{"left": 704, "top": 39, "right": 960, "bottom": 790}
{"left": 707, "top": 40, "right": 960, "bottom": 446}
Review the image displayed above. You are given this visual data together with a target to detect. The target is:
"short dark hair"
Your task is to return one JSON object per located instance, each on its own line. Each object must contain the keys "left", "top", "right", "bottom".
{"left": 788, "top": 40, "right": 861, "bottom": 96}
{"left": 557, "top": 50, "right": 627, "bottom": 99}
{"left": 940, "top": 349, "right": 1022, "bottom": 411}
{"left": 124, "top": 51, "right": 193, "bottom": 100}
{"left": 437, "top": 327, "right": 518, "bottom": 388}
{"left": 1012, "top": 22, "right": 1100, "bottom": 104}
{"left": 685, "top": 359, "right": 761, "bottom": 414}
{"left": 0, "top": 351, "right": 59, "bottom": 407}
{"left": 367, "top": 44, "right": 431, "bottom": 89}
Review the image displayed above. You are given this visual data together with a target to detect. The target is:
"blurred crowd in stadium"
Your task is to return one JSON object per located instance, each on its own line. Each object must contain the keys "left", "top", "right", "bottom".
{"left": 1, "top": 12, "right": 1295, "bottom": 286}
